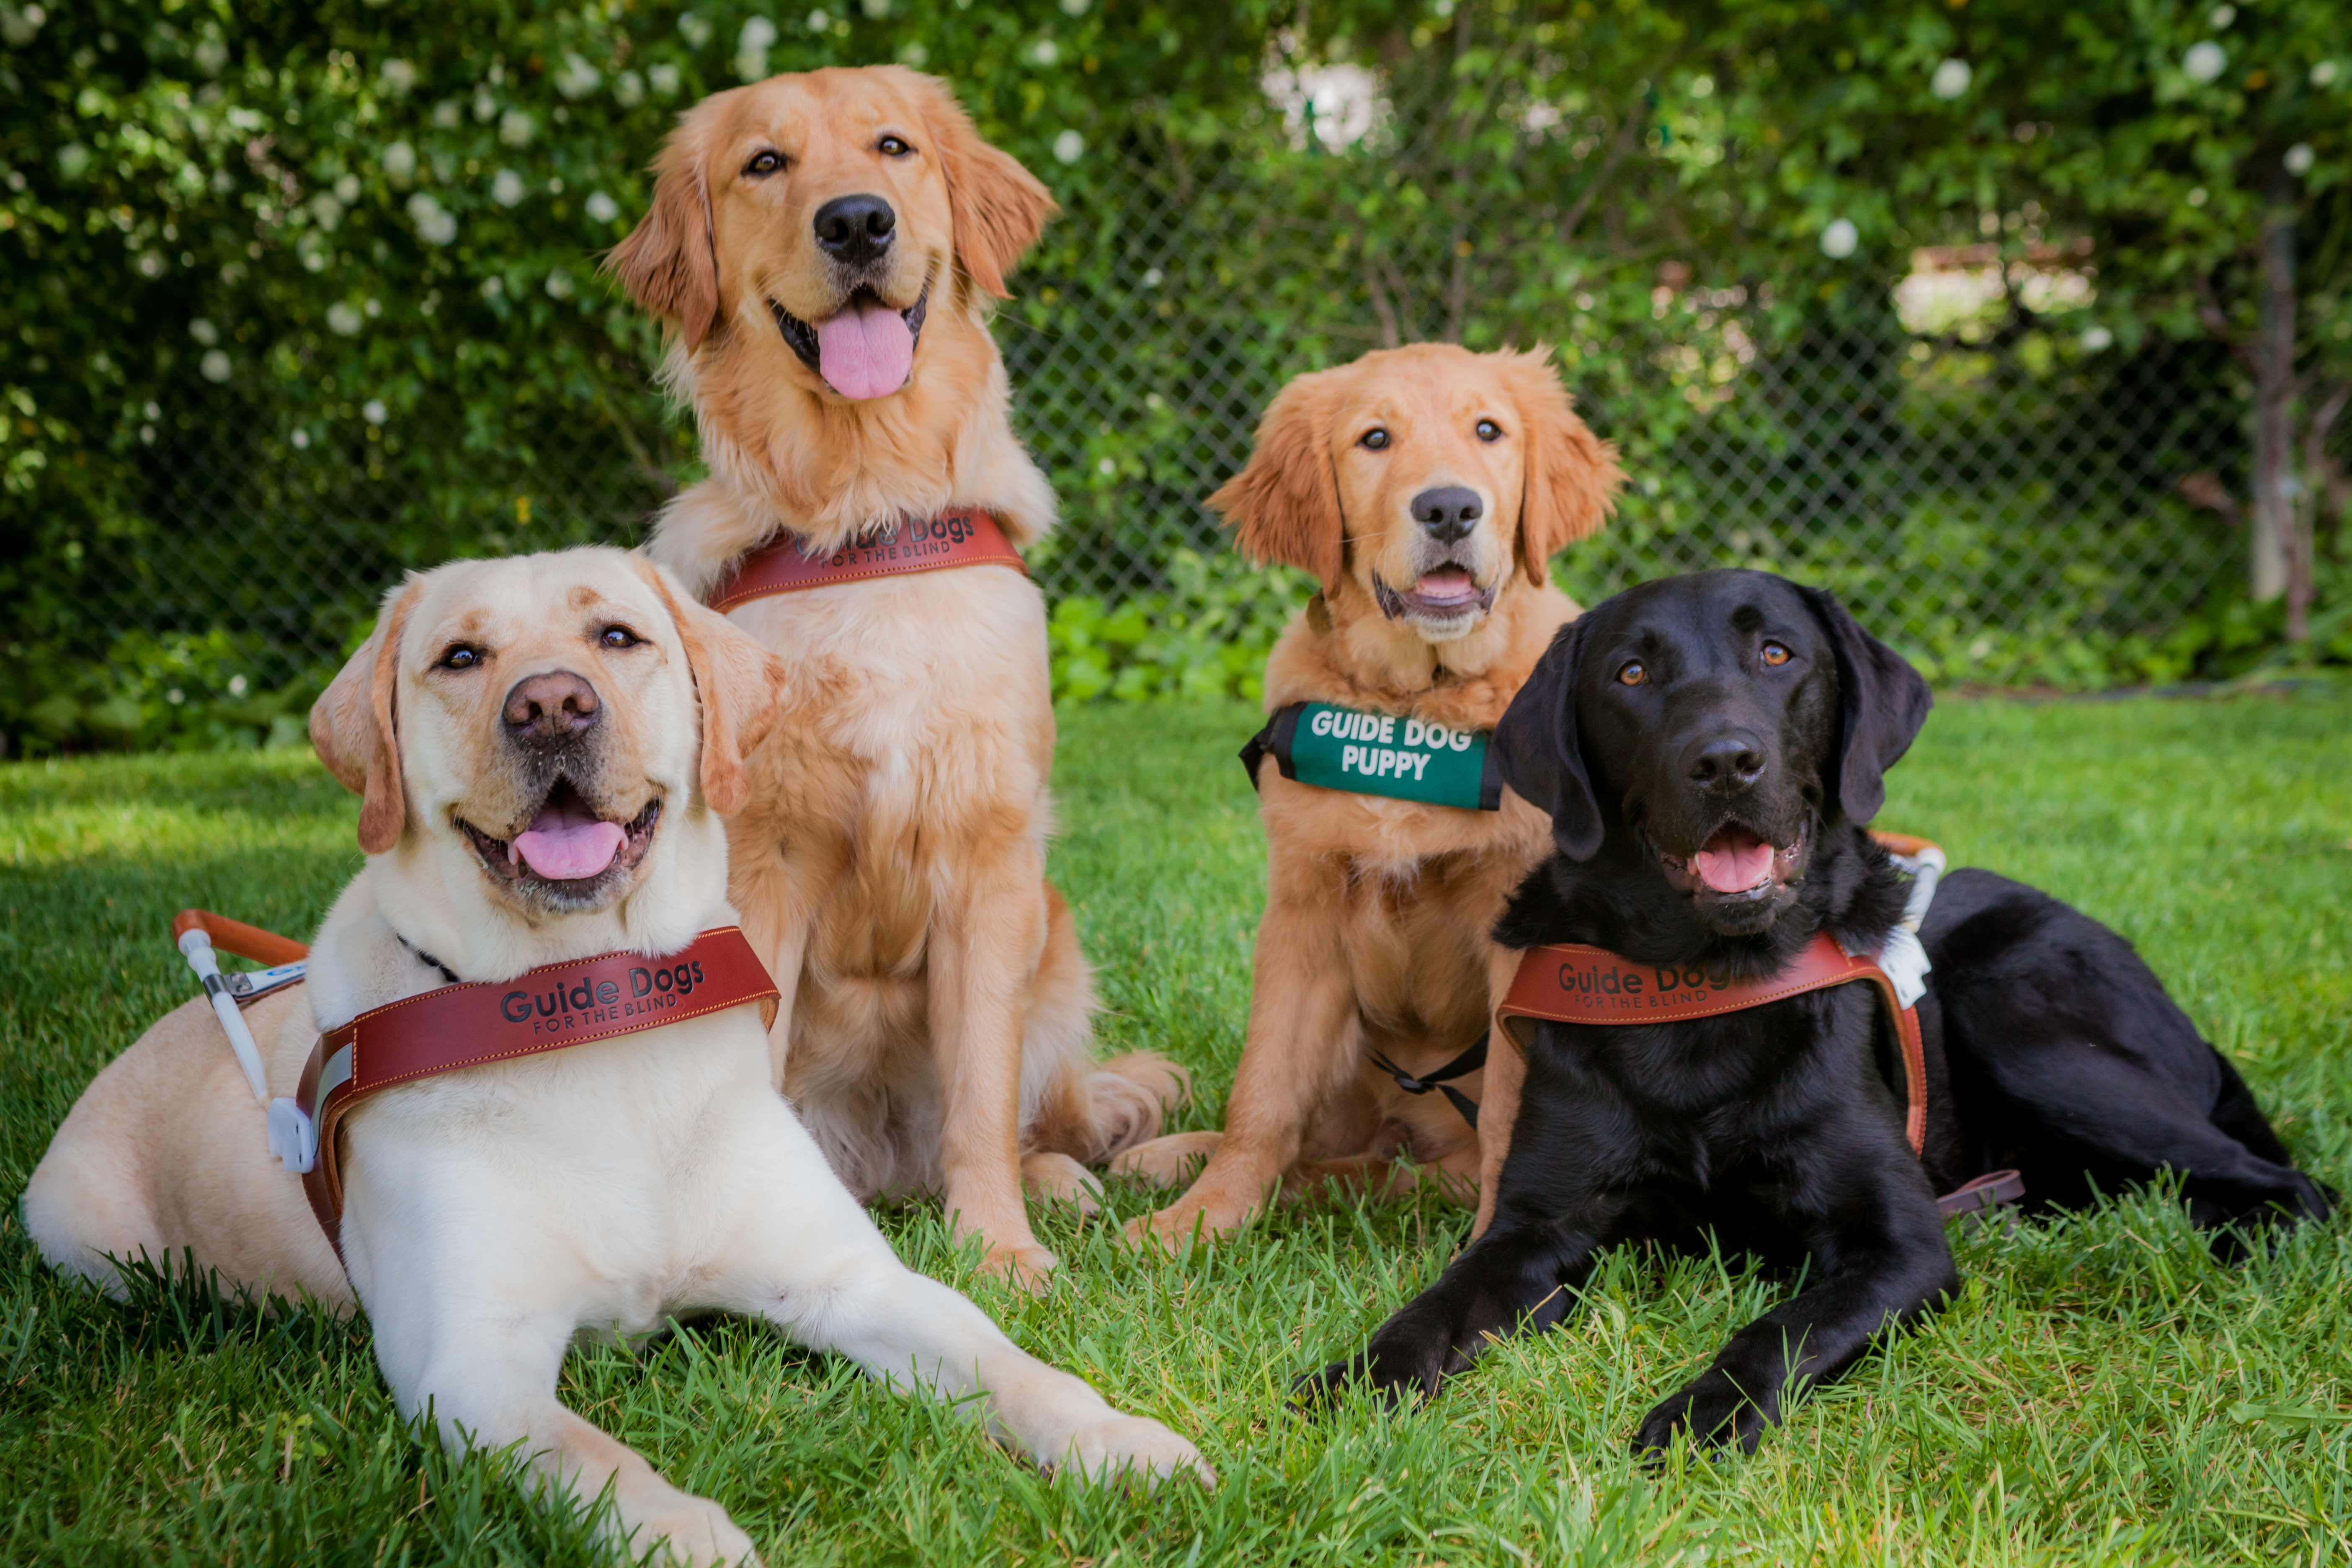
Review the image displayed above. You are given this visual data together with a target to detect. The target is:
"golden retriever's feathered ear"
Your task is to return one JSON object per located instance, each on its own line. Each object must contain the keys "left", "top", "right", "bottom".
{"left": 1503, "top": 347, "right": 1623, "bottom": 587}
{"left": 638, "top": 561, "right": 787, "bottom": 817}
{"left": 910, "top": 70, "right": 1057, "bottom": 301}
{"left": 310, "top": 578, "right": 423, "bottom": 856}
{"left": 1209, "top": 368, "right": 1346, "bottom": 594}
{"left": 606, "top": 108, "right": 721, "bottom": 352}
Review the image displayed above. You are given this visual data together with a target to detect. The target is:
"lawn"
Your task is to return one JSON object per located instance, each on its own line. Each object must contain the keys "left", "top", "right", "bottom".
{"left": 3, "top": 694, "right": 2349, "bottom": 1566}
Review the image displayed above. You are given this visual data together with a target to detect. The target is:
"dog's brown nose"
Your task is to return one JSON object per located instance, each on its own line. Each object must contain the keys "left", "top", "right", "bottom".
{"left": 503, "top": 671, "right": 600, "bottom": 741}
{"left": 814, "top": 193, "right": 895, "bottom": 267}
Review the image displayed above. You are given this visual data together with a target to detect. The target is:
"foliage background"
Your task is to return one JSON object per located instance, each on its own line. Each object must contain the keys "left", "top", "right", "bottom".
{"left": 2, "top": 0, "right": 2347, "bottom": 754}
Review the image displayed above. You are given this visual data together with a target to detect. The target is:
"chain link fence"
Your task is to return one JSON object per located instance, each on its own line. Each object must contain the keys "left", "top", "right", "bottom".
{"left": 69, "top": 123, "right": 2251, "bottom": 711}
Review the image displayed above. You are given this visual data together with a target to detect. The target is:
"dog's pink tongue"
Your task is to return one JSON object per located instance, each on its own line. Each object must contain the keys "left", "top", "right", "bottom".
{"left": 815, "top": 298, "right": 914, "bottom": 400}
{"left": 511, "top": 802, "right": 624, "bottom": 882}
{"left": 1691, "top": 828, "right": 1774, "bottom": 894}
{"left": 1416, "top": 567, "right": 1478, "bottom": 604}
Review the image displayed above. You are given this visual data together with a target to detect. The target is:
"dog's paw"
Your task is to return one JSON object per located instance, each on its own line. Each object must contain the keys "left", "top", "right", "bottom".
{"left": 1289, "top": 1348, "right": 1430, "bottom": 1416}
{"left": 1109, "top": 1132, "right": 1223, "bottom": 1191}
{"left": 1021, "top": 1151, "right": 1105, "bottom": 1215}
{"left": 626, "top": 1495, "right": 760, "bottom": 1567}
{"left": 1055, "top": 1413, "right": 1216, "bottom": 1491}
{"left": 977, "top": 1239, "right": 1060, "bottom": 1292}
{"left": 1632, "top": 1372, "right": 1775, "bottom": 1460}
{"left": 1121, "top": 1198, "right": 1240, "bottom": 1255}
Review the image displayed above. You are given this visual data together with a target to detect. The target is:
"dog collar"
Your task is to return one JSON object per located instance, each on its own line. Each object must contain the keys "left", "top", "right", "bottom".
{"left": 289, "top": 927, "right": 780, "bottom": 1255}
{"left": 1242, "top": 701, "right": 1502, "bottom": 812}
{"left": 705, "top": 508, "right": 1026, "bottom": 613}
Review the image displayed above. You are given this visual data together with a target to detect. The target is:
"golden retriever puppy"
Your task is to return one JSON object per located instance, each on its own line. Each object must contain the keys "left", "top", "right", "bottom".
{"left": 606, "top": 66, "right": 1181, "bottom": 1287}
{"left": 1119, "top": 343, "right": 1622, "bottom": 1248}
{"left": 23, "top": 548, "right": 1208, "bottom": 1567}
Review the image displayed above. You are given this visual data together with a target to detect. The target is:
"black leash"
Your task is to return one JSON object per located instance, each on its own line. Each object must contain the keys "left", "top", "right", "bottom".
{"left": 1368, "top": 1030, "right": 1489, "bottom": 1129}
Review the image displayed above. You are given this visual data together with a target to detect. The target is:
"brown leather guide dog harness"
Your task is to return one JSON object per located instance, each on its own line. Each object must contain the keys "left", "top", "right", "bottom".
{"left": 294, "top": 928, "right": 780, "bottom": 1252}
{"left": 1493, "top": 925, "right": 2024, "bottom": 1222}
{"left": 707, "top": 508, "right": 1026, "bottom": 613}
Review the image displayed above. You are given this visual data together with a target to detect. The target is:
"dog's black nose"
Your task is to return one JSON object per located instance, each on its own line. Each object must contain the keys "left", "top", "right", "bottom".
{"left": 813, "top": 193, "right": 896, "bottom": 266}
{"left": 503, "top": 671, "right": 601, "bottom": 742}
{"left": 1685, "top": 732, "right": 1766, "bottom": 791}
{"left": 1411, "top": 486, "right": 1483, "bottom": 544}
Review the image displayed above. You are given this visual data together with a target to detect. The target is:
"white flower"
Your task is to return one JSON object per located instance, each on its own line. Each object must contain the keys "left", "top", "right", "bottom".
{"left": 481, "top": 276, "right": 505, "bottom": 300}
{"left": 200, "top": 349, "right": 232, "bottom": 383}
{"left": 407, "top": 191, "right": 457, "bottom": 244}
{"left": 1819, "top": 217, "right": 1858, "bottom": 258}
{"left": 474, "top": 91, "right": 496, "bottom": 123}
{"left": 613, "top": 69, "right": 644, "bottom": 107}
{"left": 586, "top": 191, "right": 620, "bottom": 223}
{"left": 309, "top": 193, "right": 345, "bottom": 231}
{"left": 2081, "top": 325, "right": 2114, "bottom": 352}
{"left": 545, "top": 271, "right": 575, "bottom": 300}
{"left": 1096, "top": 456, "right": 1114, "bottom": 475}
{"left": 189, "top": 318, "right": 219, "bottom": 346}
{"left": 2208, "top": 4, "right": 2235, "bottom": 27}
{"left": 379, "top": 58, "right": 417, "bottom": 94}
{"left": 362, "top": 400, "right": 388, "bottom": 425}
{"left": 1930, "top": 59, "right": 1971, "bottom": 101}
{"left": 1060, "top": 0, "right": 1089, "bottom": 13}
{"left": 0, "top": 3, "right": 45, "bottom": 47}
{"left": 737, "top": 16, "right": 777, "bottom": 80}
{"left": 364, "top": 297, "right": 381, "bottom": 317}
{"left": 327, "top": 301, "right": 364, "bottom": 335}
{"left": 1053, "top": 129, "right": 1084, "bottom": 165}
{"left": 2314, "top": 61, "right": 2340, "bottom": 88}
{"left": 1031, "top": 38, "right": 1060, "bottom": 66}
{"left": 806, "top": 9, "right": 829, "bottom": 29}
{"left": 678, "top": 10, "right": 713, "bottom": 46}
{"left": 899, "top": 41, "right": 928, "bottom": 67}
{"left": 492, "top": 168, "right": 526, "bottom": 206}
{"left": 228, "top": 675, "right": 248, "bottom": 696}
{"left": 498, "top": 109, "right": 534, "bottom": 147}
{"left": 2182, "top": 41, "right": 2226, "bottom": 84}
{"left": 55, "top": 142, "right": 90, "bottom": 179}
{"left": 2284, "top": 143, "right": 2316, "bottom": 176}
{"left": 432, "top": 99, "right": 462, "bottom": 129}
{"left": 861, "top": 0, "right": 890, "bottom": 17}
{"left": 649, "top": 62, "right": 681, "bottom": 96}
{"left": 2187, "top": 186, "right": 2208, "bottom": 207}
{"left": 555, "top": 53, "right": 602, "bottom": 99}
{"left": 193, "top": 34, "right": 225, "bottom": 75}
{"left": 291, "top": 429, "right": 310, "bottom": 449}
{"left": 383, "top": 140, "right": 416, "bottom": 184}
{"left": 334, "top": 173, "right": 360, "bottom": 203}
{"left": 1141, "top": 267, "right": 1162, "bottom": 288}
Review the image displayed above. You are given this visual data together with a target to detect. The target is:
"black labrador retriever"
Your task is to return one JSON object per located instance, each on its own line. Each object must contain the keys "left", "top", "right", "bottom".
{"left": 1300, "top": 569, "right": 2330, "bottom": 1454}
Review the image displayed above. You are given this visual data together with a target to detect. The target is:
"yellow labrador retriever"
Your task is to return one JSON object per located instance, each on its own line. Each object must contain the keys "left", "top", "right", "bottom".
{"left": 608, "top": 67, "right": 1179, "bottom": 1287}
{"left": 23, "top": 547, "right": 1208, "bottom": 1567}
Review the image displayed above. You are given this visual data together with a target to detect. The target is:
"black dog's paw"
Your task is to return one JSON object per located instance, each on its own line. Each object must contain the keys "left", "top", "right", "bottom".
{"left": 1289, "top": 1345, "right": 1438, "bottom": 1416}
{"left": 1632, "top": 1372, "right": 1777, "bottom": 1460}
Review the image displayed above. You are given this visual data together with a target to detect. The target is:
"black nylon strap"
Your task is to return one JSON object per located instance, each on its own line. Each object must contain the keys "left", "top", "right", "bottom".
{"left": 1240, "top": 702, "right": 1307, "bottom": 792}
{"left": 1369, "top": 1030, "right": 1489, "bottom": 1129}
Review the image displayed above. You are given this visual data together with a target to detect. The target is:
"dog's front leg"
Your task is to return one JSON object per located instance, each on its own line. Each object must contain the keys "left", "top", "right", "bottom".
{"left": 1634, "top": 1187, "right": 1957, "bottom": 1458}
{"left": 361, "top": 1246, "right": 756, "bottom": 1565}
{"left": 928, "top": 838, "right": 1055, "bottom": 1286}
{"left": 1469, "top": 942, "right": 1532, "bottom": 1241}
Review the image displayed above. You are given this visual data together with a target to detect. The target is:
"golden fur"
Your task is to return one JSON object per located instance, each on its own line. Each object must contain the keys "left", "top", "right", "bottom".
{"left": 611, "top": 67, "right": 1180, "bottom": 1286}
{"left": 1119, "top": 343, "right": 1623, "bottom": 1247}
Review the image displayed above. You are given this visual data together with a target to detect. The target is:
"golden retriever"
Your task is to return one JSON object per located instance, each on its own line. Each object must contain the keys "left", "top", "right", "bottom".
{"left": 25, "top": 548, "right": 1208, "bottom": 1567}
{"left": 607, "top": 67, "right": 1180, "bottom": 1286}
{"left": 1118, "top": 343, "right": 1623, "bottom": 1248}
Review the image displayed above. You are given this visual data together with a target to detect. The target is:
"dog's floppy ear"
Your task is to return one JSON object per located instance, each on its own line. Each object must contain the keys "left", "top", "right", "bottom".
{"left": 1500, "top": 347, "right": 1622, "bottom": 588}
{"left": 640, "top": 561, "right": 787, "bottom": 816}
{"left": 1492, "top": 616, "right": 1605, "bottom": 860}
{"left": 310, "top": 578, "right": 423, "bottom": 856}
{"left": 910, "top": 70, "right": 1056, "bottom": 302}
{"left": 1798, "top": 585, "right": 1933, "bottom": 823}
{"left": 606, "top": 106, "right": 721, "bottom": 352}
{"left": 1210, "top": 367, "right": 1346, "bottom": 595}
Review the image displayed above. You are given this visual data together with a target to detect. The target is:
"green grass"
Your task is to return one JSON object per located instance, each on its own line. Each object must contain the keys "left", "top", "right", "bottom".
{"left": 3, "top": 695, "right": 2349, "bottom": 1566}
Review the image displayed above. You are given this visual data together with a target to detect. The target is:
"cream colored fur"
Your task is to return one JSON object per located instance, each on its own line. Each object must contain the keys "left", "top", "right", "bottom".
{"left": 612, "top": 68, "right": 1181, "bottom": 1286}
{"left": 22, "top": 548, "right": 1208, "bottom": 1568}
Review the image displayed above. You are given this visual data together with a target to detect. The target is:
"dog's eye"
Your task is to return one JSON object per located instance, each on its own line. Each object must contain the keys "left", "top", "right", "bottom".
{"left": 1359, "top": 428, "right": 1390, "bottom": 451}
{"left": 439, "top": 645, "right": 483, "bottom": 671}
{"left": 598, "top": 625, "right": 642, "bottom": 650}
{"left": 1617, "top": 660, "right": 1645, "bottom": 686}
{"left": 743, "top": 150, "right": 783, "bottom": 178}
{"left": 877, "top": 135, "right": 913, "bottom": 158}
{"left": 1760, "top": 642, "right": 1791, "bottom": 667}
{"left": 1475, "top": 418, "right": 1503, "bottom": 442}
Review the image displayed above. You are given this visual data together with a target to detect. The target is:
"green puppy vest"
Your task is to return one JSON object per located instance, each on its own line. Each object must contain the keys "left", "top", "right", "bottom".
{"left": 1242, "top": 701, "right": 1502, "bottom": 811}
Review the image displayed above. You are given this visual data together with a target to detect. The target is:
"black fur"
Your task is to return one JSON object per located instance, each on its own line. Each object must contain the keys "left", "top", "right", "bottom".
{"left": 1299, "top": 569, "right": 2331, "bottom": 1455}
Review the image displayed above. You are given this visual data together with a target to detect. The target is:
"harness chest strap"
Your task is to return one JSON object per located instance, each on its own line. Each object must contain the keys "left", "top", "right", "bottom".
{"left": 706, "top": 507, "right": 1026, "bottom": 613}
{"left": 294, "top": 927, "right": 781, "bottom": 1253}
{"left": 1242, "top": 701, "right": 1503, "bottom": 812}
{"left": 1496, "top": 931, "right": 1932, "bottom": 1157}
